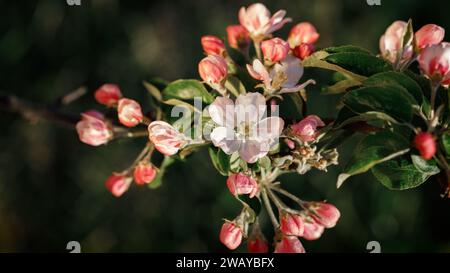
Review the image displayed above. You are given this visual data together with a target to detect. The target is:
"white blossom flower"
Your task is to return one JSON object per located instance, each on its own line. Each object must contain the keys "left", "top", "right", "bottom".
{"left": 208, "top": 92, "right": 284, "bottom": 163}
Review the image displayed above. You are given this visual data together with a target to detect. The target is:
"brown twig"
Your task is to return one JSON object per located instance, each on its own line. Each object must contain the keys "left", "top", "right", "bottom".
{"left": 0, "top": 93, "right": 80, "bottom": 129}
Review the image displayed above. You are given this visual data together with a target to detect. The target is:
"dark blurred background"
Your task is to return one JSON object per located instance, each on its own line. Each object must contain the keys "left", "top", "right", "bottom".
{"left": 0, "top": 0, "right": 450, "bottom": 252}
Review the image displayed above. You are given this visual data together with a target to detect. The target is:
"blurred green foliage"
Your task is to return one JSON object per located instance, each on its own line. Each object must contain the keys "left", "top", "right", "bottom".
{"left": 0, "top": 0, "right": 450, "bottom": 252}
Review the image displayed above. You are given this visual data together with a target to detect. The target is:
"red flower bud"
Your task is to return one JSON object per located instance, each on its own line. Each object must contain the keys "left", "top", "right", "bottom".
{"left": 280, "top": 213, "right": 304, "bottom": 237}
{"left": 94, "top": 83, "right": 122, "bottom": 106}
{"left": 307, "top": 202, "right": 340, "bottom": 228}
{"left": 133, "top": 162, "right": 157, "bottom": 185}
{"left": 288, "top": 22, "right": 320, "bottom": 48}
{"left": 226, "top": 25, "right": 251, "bottom": 50}
{"left": 261, "top": 38, "right": 290, "bottom": 62}
{"left": 198, "top": 55, "right": 228, "bottom": 86}
{"left": 293, "top": 43, "right": 315, "bottom": 60}
{"left": 414, "top": 132, "right": 437, "bottom": 160}
{"left": 201, "top": 35, "right": 226, "bottom": 56}
{"left": 291, "top": 115, "right": 325, "bottom": 143}
{"left": 274, "top": 235, "right": 305, "bottom": 253}
{"left": 76, "top": 110, "right": 112, "bottom": 146}
{"left": 105, "top": 174, "right": 131, "bottom": 197}
{"left": 226, "top": 173, "right": 258, "bottom": 198}
{"left": 117, "top": 98, "right": 144, "bottom": 127}
{"left": 220, "top": 222, "right": 242, "bottom": 250}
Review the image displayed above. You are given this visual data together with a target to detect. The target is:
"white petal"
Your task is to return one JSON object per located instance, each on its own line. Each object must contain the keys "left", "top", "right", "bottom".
{"left": 211, "top": 126, "right": 240, "bottom": 155}
{"left": 239, "top": 140, "right": 270, "bottom": 163}
{"left": 257, "top": 117, "right": 284, "bottom": 140}
{"left": 208, "top": 96, "right": 235, "bottom": 127}
{"left": 235, "top": 92, "right": 267, "bottom": 125}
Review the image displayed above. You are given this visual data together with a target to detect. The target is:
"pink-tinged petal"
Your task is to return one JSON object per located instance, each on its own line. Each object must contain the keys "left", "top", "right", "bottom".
{"left": 239, "top": 139, "right": 270, "bottom": 163}
{"left": 246, "top": 3, "right": 271, "bottom": 32}
{"left": 246, "top": 59, "right": 271, "bottom": 88}
{"left": 148, "top": 121, "right": 186, "bottom": 156}
{"left": 208, "top": 96, "right": 235, "bottom": 127}
{"left": 235, "top": 92, "right": 267, "bottom": 125}
{"left": 288, "top": 22, "right": 320, "bottom": 48}
{"left": 270, "top": 55, "right": 304, "bottom": 89}
{"left": 418, "top": 43, "right": 450, "bottom": 84}
{"left": 302, "top": 220, "right": 325, "bottom": 240}
{"left": 257, "top": 117, "right": 284, "bottom": 140}
{"left": 415, "top": 24, "right": 445, "bottom": 49}
{"left": 210, "top": 126, "right": 240, "bottom": 155}
{"left": 76, "top": 110, "right": 112, "bottom": 146}
{"left": 264, "top": 10, "right": 292, "bottom": 35}
{"left": 220, "top": 222, "right": 243, "bottom": 250}
{"left": 238, "top": 7, "right": 249, "bottom": 31}
{"left": 261, "top": 38, "right": 290, "bottom": 62}
{"left": 274, "top": 235, "right": 305, "bottom": 253}
{"left": 379, "top": 21, "right": 408, "bottom": 64}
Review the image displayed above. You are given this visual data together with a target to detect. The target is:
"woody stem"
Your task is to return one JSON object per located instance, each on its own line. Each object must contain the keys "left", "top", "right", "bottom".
{"left": 261, "top": 187, "right": 279, "bottom": 228}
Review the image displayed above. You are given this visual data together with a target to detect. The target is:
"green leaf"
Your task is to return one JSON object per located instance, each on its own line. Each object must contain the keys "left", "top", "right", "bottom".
{"left": 324, "top": 45, "right": 372, "bottom": 54}
{"left": 258, "top": 156, "right": 271, "bottom": 170}
{"left": 148, "top": 156, "right": 176, "bottom": 189}
{"left": 336, "top": 111, "right": 399, "bottom": 130}
{"left": 225, "top": 76, "right": 246, "bottom": 97}
{"left": 322, "top": 78, "right": 361, "bottom": 94}
{"left": 208, "top": 147, "right": 230, "bottom": 176}
{"left": 143, "top": 81, "right": 162, "bottom": 101}
{"left": 411, "top": 155, "right": 441, "bottom": 175}
{"left": 402, "top": 19, "right": 414, "bottom": 51}
{"left": 372, "top": 158, "right": 432, "bottom": 190}
{"left": 163, "top": 79, "right": 214, "bottom": 104}
{"left": 337, "top": 131, "right": 410, "bottom": 188}
{"left": 229, "top": 152, "right": 242, "bottom": 173}
{"left": 302, "top": 52, "right": 367, "bottom": 82}
{"left": 325, "top": 52, "right": 392, "bottom": 77}
{"left": 342, "top": 85, "right": 416, "bottom": 122}
{"left": 363, "top": 71, "right": 423, "bottom": 105}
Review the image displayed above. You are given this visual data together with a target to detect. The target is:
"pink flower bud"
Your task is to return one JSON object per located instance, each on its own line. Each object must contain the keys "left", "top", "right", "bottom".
{"left": 379, "top": 21, "right": 413, "bottom": 64}
{"left": 76, "top": 110, "right": 112, "bottom": 146}
{"left": 133, "top": 162, "right": 157, "bottom": 185}
{"left": 226, "top": 173, "right": 258, "bottom": 198}
{"left": 302, "top": 218, "right": 325, "bottom": 240}
{"left": 414, "top": 132, "right": 437, "bottom": 160}
{"left": 285, "top": 139, "right": 296, "bottom": 150}
{"left": 148, "top": 121, "right": 187, "bottom": 156}
{"left": 117, "top": 98, "right": 144, "bottom": 127}
{"left": 94, "top": 83, "right": 122, "bottom": 106}
{"left": 261, "top": 38, "right": 290, "bottom": 62}
{"left": 293, "top": 43, "right": 315, "bottom": 60}
{"left": 415, "top": 24, "right": 445, "bottom": 50}
{"left": 274, "top": 235, "right": 305, "bottom": 253}
{"left": 201, "top": 35, "right": 226, "bottom": 56}
{"left": 219, "top": 222, "right": 242, "bottom": 250}
{"left": 288, "top": 22, "right": 320, "bottom": 48}
{"left": 307, "top": 202, "right": 340, "bottom": 228}
{"left": 226, "top": 25, "right": 251, "bottom": 50}
{"left": 105, "top": 174, "right": 131, "bottom": 197}
{"left": 280, "top": 213, "right": 304, "bottom": 237}
{"left": 291, "top": 115, "right": 325, "bottom": 143}
{"left": 198, "top": 55, "right": 228, "bottom": 85}
{"left": 418, "top": 43, "right": 450, "bottom": 85}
